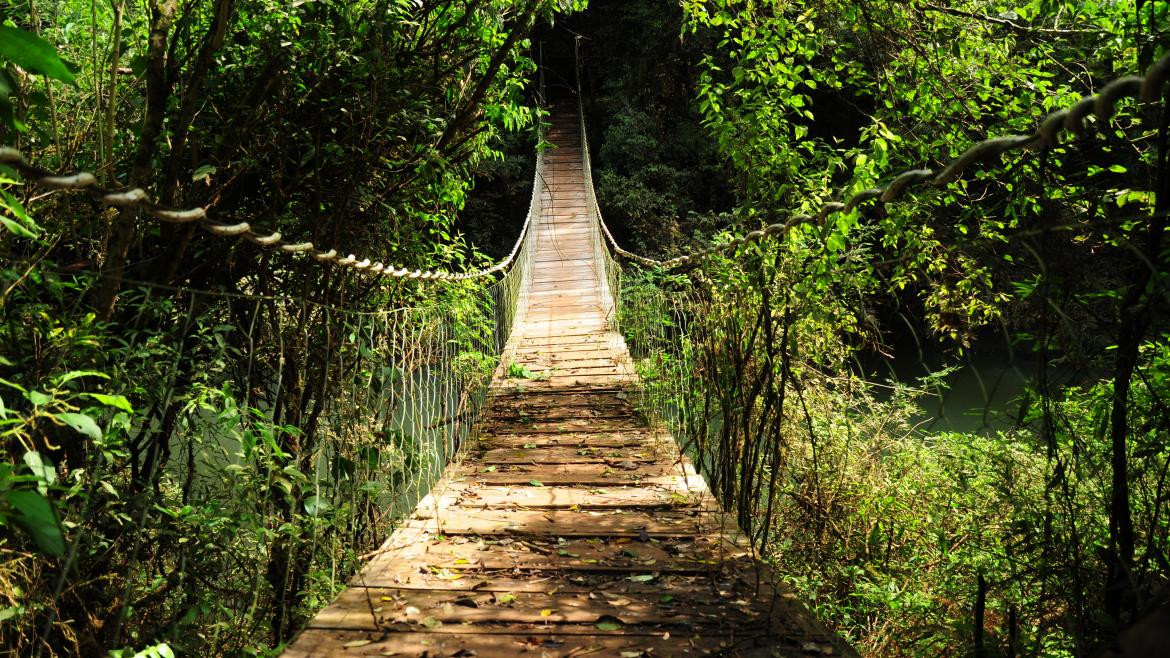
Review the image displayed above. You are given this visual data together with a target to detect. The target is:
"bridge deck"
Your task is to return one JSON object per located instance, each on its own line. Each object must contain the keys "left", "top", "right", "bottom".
{"left": 283, "top": 114, "right": 853, "bottom": 657}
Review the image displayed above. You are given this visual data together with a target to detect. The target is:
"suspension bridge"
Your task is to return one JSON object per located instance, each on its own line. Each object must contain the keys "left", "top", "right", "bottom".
{"left": 278, "top": 107, "right": 854, "bottom": 656}
{"left": 271, "top": 51, "right": 1169, "bottom": 654}
{"left": 3, "top": 37, "right": 1165, "bottom": 657}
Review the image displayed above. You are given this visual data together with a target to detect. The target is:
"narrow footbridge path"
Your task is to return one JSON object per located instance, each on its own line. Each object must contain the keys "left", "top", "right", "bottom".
{"left": 284, "top": 112, "right": 853, "bottom": 657}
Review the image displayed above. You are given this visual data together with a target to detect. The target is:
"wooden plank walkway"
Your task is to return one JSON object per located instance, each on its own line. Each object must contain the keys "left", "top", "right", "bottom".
{"left": 283, "top": 113, "right": 855, "bottom": 657}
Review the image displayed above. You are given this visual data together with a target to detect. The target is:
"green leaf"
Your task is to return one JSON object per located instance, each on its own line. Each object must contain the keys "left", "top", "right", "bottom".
{"left": 0, "top": 69, "right": 19, "bottom": 132}
{"left": 1, "top": 190, "right": 35, "bottom": 226}
{"left": 595, "top": 615, "right": 623, "bottom": 631}
{"left": 0, "top": 215, "right": 37, "bottom": 238}
{"left": 25, "top": 390, "right": 52, "bottom": 406}
{"left": 628, "top": 574, "right": 655, "bottom": 583}
{"left": 84, "top": 393, "right": 133, "bottom": 413}
{"left": 54, "top": 370, "right": 110, "bottom": 385}
{"left": 22, "top": 451, "right": 56, "bottom": 495}
{"left": 127, "top": 643, "right": 175, "bottom": 658}
{"left": 191, "top": 164, "right": 217, "bottom": 182}
{"left": 0, "top": 26, "right": 76, "bottom": 84}
{"left": 56, "top": 412, "right": 102, "bottom": 440}
{"left": 528, "top": 479, "right": 544, "bottom": 487}
{"left": 303, "top": 495, "right": 331, "bottom": 517}
{"left": 6, "top": 489, "right": 65, "bottom": 557}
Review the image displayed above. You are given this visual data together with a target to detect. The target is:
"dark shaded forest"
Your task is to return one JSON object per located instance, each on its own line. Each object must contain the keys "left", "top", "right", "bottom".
{"left": 2, "top": 0, "right": 1169, "bottom": 655}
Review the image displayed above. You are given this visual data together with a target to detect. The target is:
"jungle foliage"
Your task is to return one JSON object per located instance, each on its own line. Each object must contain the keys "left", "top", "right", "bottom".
{"left": 0, "top": 0, "right": 576, "bottom": 654}
{"left": 598, "top": 0, "right": 1170, "bottom": 655}
{"left": 2, "top": 0, "right": 1169, "bottom": 656}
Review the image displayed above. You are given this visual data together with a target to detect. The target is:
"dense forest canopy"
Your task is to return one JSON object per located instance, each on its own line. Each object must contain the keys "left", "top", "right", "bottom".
{"left": 1, "top": 0, "right": 1169, "bottom": 655}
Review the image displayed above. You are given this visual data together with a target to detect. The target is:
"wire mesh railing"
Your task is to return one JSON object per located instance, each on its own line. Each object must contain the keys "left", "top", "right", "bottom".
{"left": 3, "top": 281, "right": 494, "bottom": 651}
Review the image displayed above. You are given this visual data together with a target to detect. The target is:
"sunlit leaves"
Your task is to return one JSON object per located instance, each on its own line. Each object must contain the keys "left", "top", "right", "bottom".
{"left": 55, "top": 412, "right": 102, "bottom": 441}
{"left": 0, "top": 26, "right": 76, "bottom": 84}
{"left": 4, "top": 489, "right": 65, "bottom": 557}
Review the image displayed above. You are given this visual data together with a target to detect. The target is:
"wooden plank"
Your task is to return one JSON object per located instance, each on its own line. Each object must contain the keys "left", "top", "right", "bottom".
{"left": 405, "top": 509, "right": 736, "bottom": 538}
{"left": 524, "top": 299, "right": 605, "bottom": 310}
{"left": 506, "top": 351, "right": 622, "bottom": 363}
{"left": 538, "top": 227, "right": 594, "bottom": 234}
{"left": 479, "top": 417, "right": 647, "bottom": 432}
{"left": 506, "top": 335, "right": 617, "bottom": 347}
{"left": 455, "top": 464, "right": 691, "bottom": 486}
{"left": 530, "top": 273, "right": 604, "bottom": 283}
{"left": 530, "top": 264, "right": 599, "bottom": 274}
{"left": 482, "top": 390, "right": 633, "bottom": 406}
{"left": 476, "top": 444, "right": 663, "bottom": 464}
{"left": 441, "top": 484, "right": 716, "bottom": 511}
{"left": 516, "top": 311, "right": 608, "bottom": 323}
{"left": 475, "top": 434, "right": 653, "bottom": 450}
{"left": 370, "top": 534, "right": 745, "bottom": 572}
{"left": 482, "top": 411, "right": 636, "bottom": 425}
{"left": 506, "top": 337, "right": 620, "bottom": 349}
{"left": 522, "top": 307, "right": 608, "bottom": 318}
{"left": 513, "top": 317, "right": 609, "bottom": 328}
{"left": 475, "top": 439, "right": 652, "bottom": 452}
{"left": 512, "top": 332, "right": 617, "bottom": 344}
{"left": 535, "top": 226, "right": 592, "bottom": 233}
{"left": 519, "top": 316, "right": 610, "bottom": 328}
{"left": 522, "top": 298, "right": 607, "bottom": 308}
{"left": 354, "top": 560, "right": 752, "bottom": 591}
{"left": 283, "top": 629, "right": 789, "bottom": 657}
{"left": 508, "top": 348, "right": 619, "bottom": 360}
{"left": 490, "top": 375, "right": 639, "bottom": 389}
{"left": 306, "top": 586, "right": 769, "bottom": 630}
{"left": 485, "top": 388, "right": 634, "bottom": 402}
{"left": 498, "top": 366, "right": 630, "bottom": 381}
{"left": 482, "top": 399, "right": 634, "bottom": 414}
{"left": 486, "top": 382, "right": 629, "bottom": 394}
{"left": 477, "top": 419, "right": 648, "bottom": 433}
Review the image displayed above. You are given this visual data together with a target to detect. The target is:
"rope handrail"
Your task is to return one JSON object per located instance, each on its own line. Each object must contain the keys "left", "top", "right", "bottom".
{"left": 585, "top": 53, "right": 1170, "bottom": 271}
{"left": 0, "top": 142, "right": 542, "bottom": 282}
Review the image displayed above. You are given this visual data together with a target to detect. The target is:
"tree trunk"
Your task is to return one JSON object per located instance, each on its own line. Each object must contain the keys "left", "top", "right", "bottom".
{"left": 1104, "top": 88, "right": 1170, "bottom": 628}
{"left": 91, "top": 0, "right": 178, "bottom": 319}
